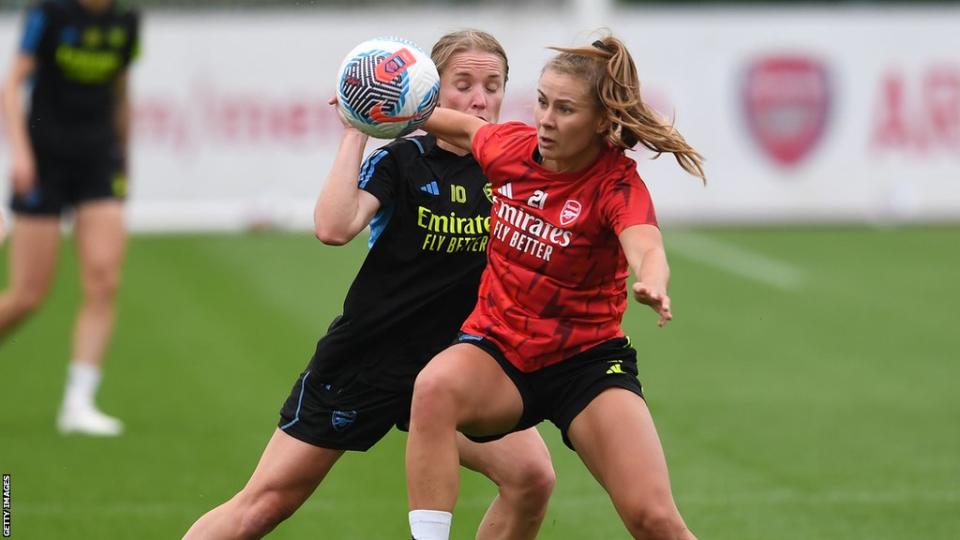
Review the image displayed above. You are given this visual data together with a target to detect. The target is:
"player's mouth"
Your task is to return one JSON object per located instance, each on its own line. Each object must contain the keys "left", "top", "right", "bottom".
{"left": 539, "top": 135, "right": 557, "bottom": 149}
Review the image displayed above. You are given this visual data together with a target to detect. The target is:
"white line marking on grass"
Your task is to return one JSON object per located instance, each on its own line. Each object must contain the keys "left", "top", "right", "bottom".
{"left": 667, "top": 232, "right": 805, "bottom": 291}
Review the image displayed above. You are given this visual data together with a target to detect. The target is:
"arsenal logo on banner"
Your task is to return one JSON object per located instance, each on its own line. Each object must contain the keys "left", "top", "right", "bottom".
{"left": 742, "top": 56, "right": 831, "bottom": 167}
{"left": 560, "top": 200, "right": 582, "bottom": 226}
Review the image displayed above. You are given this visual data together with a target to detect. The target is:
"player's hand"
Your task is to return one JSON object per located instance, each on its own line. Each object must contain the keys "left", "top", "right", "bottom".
{"left": 328, "top": 96, "right": 362, "bottom": 134}
{"left": 10, "top": 150, "right": 36, "bottom": 195}
{"left": 632, "top": 282, "right": 672, "bottom": 327}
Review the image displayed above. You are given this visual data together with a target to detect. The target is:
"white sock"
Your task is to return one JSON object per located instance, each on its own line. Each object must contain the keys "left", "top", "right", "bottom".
{"left": 409, "top": 510, "right": 452, "bottom": 540}
{"left": 63, "top": 362, "right": 101, "bottom": 410}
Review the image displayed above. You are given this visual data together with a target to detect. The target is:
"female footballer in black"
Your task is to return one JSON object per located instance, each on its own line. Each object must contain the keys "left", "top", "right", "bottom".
{"left": 184, "top": 31, "right": 555, "bottom": 540}
{"left": 1, "top": 0, "right": 139, "bottom": 436}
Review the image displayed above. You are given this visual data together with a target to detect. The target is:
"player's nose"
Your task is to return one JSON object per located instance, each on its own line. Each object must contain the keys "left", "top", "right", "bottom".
{"left": 540, "top": 109, "right": 556, "bottom": 128}
{"left": 470, "top": 90, "right": 487, "bottom": 110}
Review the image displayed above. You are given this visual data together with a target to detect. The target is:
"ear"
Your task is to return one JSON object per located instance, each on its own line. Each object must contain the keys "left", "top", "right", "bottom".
{"left": 595, "top": 114, "right": 611, "bottom": 136}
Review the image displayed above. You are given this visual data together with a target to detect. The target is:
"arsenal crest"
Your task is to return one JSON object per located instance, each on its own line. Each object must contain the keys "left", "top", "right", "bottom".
{"left": 331, "top": 409, "right": 358, "bottom": 432}
{"left": 560, "top": 200, "right": 582, "bottom": 226}
{"left": 742, "top": 56, "right": 831, "bottom": 167}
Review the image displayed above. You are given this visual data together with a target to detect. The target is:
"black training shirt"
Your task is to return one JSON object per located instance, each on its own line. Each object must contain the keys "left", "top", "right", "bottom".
{"left": 320, "top": 135, "right": 493, "bottom": 387}
{"left": 18, "top": 0, "right": 139, "bottom": 155}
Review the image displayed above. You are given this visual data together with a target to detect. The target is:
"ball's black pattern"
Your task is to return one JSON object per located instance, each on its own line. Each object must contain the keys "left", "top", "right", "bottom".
{"left": 338, "top": 50, "right": 409, "bottom": 125}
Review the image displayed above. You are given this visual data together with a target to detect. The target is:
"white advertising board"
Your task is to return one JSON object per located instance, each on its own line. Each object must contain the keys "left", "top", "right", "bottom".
{"left": 0, "top": 6, "right": 957, "bottom": 230}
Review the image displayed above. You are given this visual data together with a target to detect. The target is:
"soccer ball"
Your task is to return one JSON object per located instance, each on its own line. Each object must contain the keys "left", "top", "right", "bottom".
{"left": 336, "top": 37, "right": 440, "bottom": 139}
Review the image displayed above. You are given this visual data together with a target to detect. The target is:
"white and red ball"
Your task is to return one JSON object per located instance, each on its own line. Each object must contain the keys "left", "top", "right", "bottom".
{"left": 336, "top": 38, "right": 440, "bottom": 139}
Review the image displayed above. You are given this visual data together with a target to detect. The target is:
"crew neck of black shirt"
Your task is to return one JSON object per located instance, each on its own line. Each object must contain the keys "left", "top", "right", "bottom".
{"left": 430, "top": 136, "right": 475, "bottom": 161}
{"left": 74, "top": 0, "right": 114, "bottom": 16}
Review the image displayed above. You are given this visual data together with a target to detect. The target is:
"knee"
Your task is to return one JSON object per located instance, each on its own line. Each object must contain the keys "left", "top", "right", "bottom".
{"left": 411, "top": 363, "right": 463, "bottom": 422}
{"left": 622, "top": 504, "right": 689, "bottom": 540}
{"left": 501, "top": 458, "right": 556, "bottom": 511}
{"left": 82, "top": 266, "right": 120, "bottom": 302}
{"left": 6, "top": 287, "right": 47, "bottom": 318}
{"left": 234, "top": 490, "right": 297, "bottom": 538}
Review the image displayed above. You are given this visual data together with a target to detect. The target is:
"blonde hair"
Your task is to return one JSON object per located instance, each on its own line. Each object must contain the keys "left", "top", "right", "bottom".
{"left": 431, "top": 29, "right": 509, "bottom": 85}
{"left": 546, "top": 35, "right": 705, "bottom": 180}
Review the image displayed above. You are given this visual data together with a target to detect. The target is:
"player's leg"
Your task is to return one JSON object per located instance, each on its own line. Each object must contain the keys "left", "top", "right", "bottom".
{"left": 0, "top": 215, "right": 60, "bottom": 339}
{"left": 457, "top": 427, "right": 555, "bottom": 540}
{"left": 567, "top": 389, "right": 694, "bottom": 540}
{"left": 406, "top": 343, "right": 525, "bottom": 540}
{"left": 186, "top": 347, "right": 405, "bottom": 538}
{"left": 0, "top": 152, "right": 67, "bottom": 340}
{"left": 58, "top": 199, "right": 126, "bottom": 435}
{"left": 71, "top": 199, "right": 125, "bottom": 371}
{"left": 183, "top": 428, "right": 343, "bottom": 539}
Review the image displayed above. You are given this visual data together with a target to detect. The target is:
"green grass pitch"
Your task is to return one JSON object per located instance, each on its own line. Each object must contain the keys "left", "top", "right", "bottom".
{"left": 1, "top": 227, "right": 958, "bottom": 538}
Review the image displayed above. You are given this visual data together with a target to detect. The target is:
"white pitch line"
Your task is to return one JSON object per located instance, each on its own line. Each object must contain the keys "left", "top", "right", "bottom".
{"left": 666, "top": 232, "right": 806, "bottom": 291}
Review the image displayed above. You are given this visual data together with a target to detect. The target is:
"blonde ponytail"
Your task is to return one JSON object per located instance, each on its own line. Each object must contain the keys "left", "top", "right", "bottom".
{"left": 547, "top": 35, "right": 705, "bottom": 181}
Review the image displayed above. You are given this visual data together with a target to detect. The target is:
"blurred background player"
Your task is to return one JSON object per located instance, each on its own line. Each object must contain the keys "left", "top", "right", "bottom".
{"left": 405, "top": 35, "right": 704, "bottom": 540}
{"left": 183, "top": 30, "right": 555, "bottom": 540}
{"left": 0, "top": 0, "right": 139, "bottom": 436}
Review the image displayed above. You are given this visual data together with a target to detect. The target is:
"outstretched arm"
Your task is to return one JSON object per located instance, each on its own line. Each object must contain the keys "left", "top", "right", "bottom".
{"left": 313, "top": 99, "right": 382, "bottom": 245}
{"left": 422, "top": 107, "right": 488, "bottom": 153}
{"left": 619, "top": 224, "right": 672, "bottom": 327}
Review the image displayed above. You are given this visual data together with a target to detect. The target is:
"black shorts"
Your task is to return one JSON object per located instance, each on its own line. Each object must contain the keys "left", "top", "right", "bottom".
{"left": 278, "top": 324, "right": 424, "bottom": 452}
{"left": 278, "top": 366, "right": 412, "bottom": 452}
{"left": 11, "top": 148, "right": 126, "bottom": 216}
{"left": 458, "top": 334, "right": 644, "bottom": 451}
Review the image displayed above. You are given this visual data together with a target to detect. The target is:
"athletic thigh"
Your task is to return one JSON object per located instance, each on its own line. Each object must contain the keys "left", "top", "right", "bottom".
{"left": 415, "top": 343, "right": 524, "bottom": 437}
{"left": 73, "top": 200, "right": 126, "bottom": 285}
{"left": 239, "top": 429, "right": 343, "bottom": 505}
{"left": 6, "top": 216, "right": 61, "bottom": 298}
{"left": 567, "top": 389, "right": 677, "bottom": 514}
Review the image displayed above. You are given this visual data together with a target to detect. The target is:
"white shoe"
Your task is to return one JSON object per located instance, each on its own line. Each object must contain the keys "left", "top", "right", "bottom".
{"left": 57, "top": 406, "right": 124, "bottom": 436}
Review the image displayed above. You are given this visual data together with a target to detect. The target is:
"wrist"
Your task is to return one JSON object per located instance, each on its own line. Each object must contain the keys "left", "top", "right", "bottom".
{"left": 342, "top": 128, "right": 368, "bottom": 141}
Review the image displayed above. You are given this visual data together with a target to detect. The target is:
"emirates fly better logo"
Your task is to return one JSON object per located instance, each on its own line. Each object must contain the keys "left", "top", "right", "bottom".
{"left": 742, "top": 56, "right": 831, "bottom": 167}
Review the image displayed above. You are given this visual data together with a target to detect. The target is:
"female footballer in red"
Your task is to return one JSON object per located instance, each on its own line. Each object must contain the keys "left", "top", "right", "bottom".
{"left": 405, "top": 35, "right": 705, "bottom": 540}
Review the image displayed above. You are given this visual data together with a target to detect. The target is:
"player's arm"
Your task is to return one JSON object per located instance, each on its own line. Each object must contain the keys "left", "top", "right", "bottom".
{"left": 2, "top": 53, "right": 37, "bottom": 194}
{"left": 619, "top": 224, "right": 672, "bottom": 327}
{"left": 422, "top": 107, "right": 487, "bottom": 153}
{"left": 113, "top": 72, "right": 131, "bottom": 172}
{"left": 313, "top": 124, "right": 382, "bottom": 246}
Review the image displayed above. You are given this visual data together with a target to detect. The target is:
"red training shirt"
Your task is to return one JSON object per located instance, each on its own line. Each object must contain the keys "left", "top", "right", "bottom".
{"left": 462, "top": 122, "right": 658, "bottom": 372}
